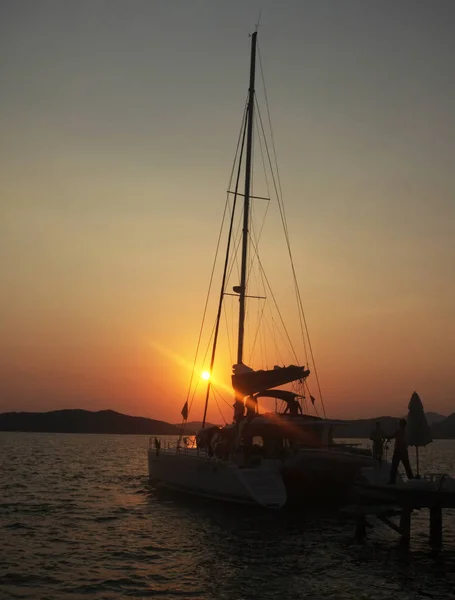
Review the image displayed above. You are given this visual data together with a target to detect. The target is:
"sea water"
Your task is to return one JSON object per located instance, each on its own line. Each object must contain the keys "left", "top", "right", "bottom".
{"left": 1, "top": 432, "right": 454, "bottom": 599}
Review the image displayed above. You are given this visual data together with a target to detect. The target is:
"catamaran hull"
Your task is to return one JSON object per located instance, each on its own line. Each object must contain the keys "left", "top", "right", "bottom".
{"left": 148, "top": 450, "right": 287, "bottom": 508}
{"left": 282, "top": 450, "right": 388, "bottom": 506}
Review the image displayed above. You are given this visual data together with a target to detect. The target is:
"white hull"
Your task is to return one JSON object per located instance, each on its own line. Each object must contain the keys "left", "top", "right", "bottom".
{"left": 148, "top": 448, "right": 287, "bottom": 508}
{"left": 288, "top": 446, "right": 376, "bottom": 471}
{"left": 148, "top": 445, "right": 381, "bottom": 508}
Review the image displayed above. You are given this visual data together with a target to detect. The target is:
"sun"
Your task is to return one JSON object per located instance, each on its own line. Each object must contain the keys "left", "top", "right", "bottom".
{"left": 201, "top": 370, "right": 211, "bottom": 381}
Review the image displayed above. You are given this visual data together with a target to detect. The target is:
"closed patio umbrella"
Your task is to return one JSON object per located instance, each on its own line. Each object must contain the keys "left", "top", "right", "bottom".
{"left": 406, "top": 391, "right": 432, "bottom": 477}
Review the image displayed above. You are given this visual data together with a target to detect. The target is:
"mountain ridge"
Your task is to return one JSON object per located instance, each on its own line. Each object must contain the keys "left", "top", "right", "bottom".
{"left": 0, "top": 409, "right": 179, "bottom": 435}
{"left": 0, "top": 409, "right": 453, "bottom": 438}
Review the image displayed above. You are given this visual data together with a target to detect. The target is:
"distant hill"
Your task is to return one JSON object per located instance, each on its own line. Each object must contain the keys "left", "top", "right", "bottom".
{"left": 424, "top": 412, "right": 447, "bottom": 426}
{"left": 338, "top": 413, "right": 453, "bottom": 440}
{"left": 337, "top": 416, "right": 401, "bottom": 438}
{"left": 0, "top": 409, "right": 179, "bottom": 435}
{"left": 174, "top": 421, "right": 221, "bottom": 433}
{"left": 430, "top": 413, "right": 455, "bottom": 439}
{"left": 1, "top": 409, "right": 454, "bottom": 438}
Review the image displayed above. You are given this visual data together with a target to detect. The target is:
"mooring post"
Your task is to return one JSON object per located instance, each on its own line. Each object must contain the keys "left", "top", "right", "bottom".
{"left": 429, "top": 506, "right": 443, "bottom": 552}
{"left": 399, "top": 507, "right": 412, "bottom": 546}
{"left": 355, "top": 513, "right": 366, "bottom": 541}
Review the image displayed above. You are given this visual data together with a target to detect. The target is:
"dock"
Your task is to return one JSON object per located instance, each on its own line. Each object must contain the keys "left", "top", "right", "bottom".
{"left": 341, "top": 471, "right": 455, "bottom": 552}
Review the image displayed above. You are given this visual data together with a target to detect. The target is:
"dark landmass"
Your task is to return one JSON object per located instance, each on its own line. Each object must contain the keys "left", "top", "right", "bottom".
{"left": 175, "top": 421, "right": 220, "bottom": 433}
{"left": 430, "top": 413, "right": 455, "bottom": 439}
{"left": 340, "top": 413, "right": 452, "bottom": 439}
{"left": 0, "top": 409, "right": 453, "bottom": 438}
{"left": 0, "top": 409, "right": 179, "bottom": 435}
{"left": 425, "top": 412, "right": 447, "bottom": 426}
{"left": 339, "top": 416, "right": 401, "bottom": 438}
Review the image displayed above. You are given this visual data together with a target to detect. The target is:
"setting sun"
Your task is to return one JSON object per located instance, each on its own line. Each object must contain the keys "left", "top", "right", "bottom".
{"left": 201, "top": 371, "right": 211, "bottom": 381}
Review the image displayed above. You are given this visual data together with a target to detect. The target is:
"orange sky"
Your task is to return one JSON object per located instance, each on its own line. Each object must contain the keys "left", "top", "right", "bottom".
{"left": 1, "top": 1, "right": 454, "bottom": 423}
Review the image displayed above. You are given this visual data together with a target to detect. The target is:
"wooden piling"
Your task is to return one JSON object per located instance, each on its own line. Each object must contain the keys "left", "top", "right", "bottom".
{"left": 355, "top": 514, "right": 367, "bottom": 541}
{"left": 429, "top": 506, "right": 442, "bottom": 552}
{"left": 399, "top": 507, "right": 412, "bottom": 546}
{"left": 341, "top": 476, "right": 455, "bottom": 553}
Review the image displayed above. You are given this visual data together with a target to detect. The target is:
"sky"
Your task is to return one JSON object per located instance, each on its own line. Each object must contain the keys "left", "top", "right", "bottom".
{"left": 1, "top": 0, "right": 454, "bottom": 423}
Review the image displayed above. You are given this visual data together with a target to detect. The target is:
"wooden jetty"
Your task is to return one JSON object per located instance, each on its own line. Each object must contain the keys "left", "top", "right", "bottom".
{"left": 341, "top": 472, "right": 455, "bottom": 553}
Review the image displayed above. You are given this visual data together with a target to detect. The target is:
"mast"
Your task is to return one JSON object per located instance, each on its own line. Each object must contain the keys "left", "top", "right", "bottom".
{"left": 201, "top": 114, "right": 248, "bottom": 429}
{"left": 237, "top": 31, "right": 257, "bottom": 365}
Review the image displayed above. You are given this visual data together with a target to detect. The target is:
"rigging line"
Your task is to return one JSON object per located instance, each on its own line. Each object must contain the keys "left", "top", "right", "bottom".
{"left": 255, "top": 101, "right": 299, "bottom": 296}
{"left": 247, "top": 215, "right": 268, "bottom": 291}
{"left": 244, "top": 216, "right": 269, "bottom": 349}
{"left": 245, "top": 113, "right": 270, "bottom": 333}
{"left": 225, "top": 215, "right": 243, "bottom": 290}
{"left": 244, "top": 107, "right": 271, "bottom": 278}
{"left": 184, "top": 197, "right": 228, "bottom": 412}
{"left": 225, "top": 182, "right": 246, "bottom": 287}
{"left": 260, "top": 285, "right": 269, "bottom": 369}
{"left": 245, "top": 94, "right": 256, "bottom": 295}
{"left": 254, "top": 95, "right": 272, "bottom": 203}
{"left": 247, "top": 229, "right": 299, "bottom": 363}
{"left": 214, "top": 97, "right": 248, "bottom": 316}
{"left": 248, "top": 296, "right": 267, "bottom": 364}
{"left": 225, "top": 97, "right": 249, "bottom": 286}
{"left": 256, "top": 69, "right": 325, "bottom": 415}
{"left": 211, "top": 382, "right": 233, "bottom": 410}
{"left": 257, "top": 43, "right": 283, "bottom": 200}
{"left": 184, "top": 100, "right": 248, "bottom": 412}
{"left": 257, "top": 284, "right": 281, "bottom": 362}
{"left": 262, "top": 312, "right": 286, "bottom": 366}
{"left": 189, "top": 316, "right": 217, "bottom": 413}
{"left": 304, "top": 380, "right": 320, "bottom": 417}
{"left": 223, "top": 297, "right": 233, "bottom": 367}
{"left": 227, "top": 97, "right": 249, "bottom": 192}
{"left": 189, "top": 96, "right": 249, "bottom": 417}
{"left": 245, "top": 222, "right": 269, "bottom": 364}
{"left": 201, "top": 99, "right": 249, "bottom": 428}
{"left": 244, "top": 239, "right": 262, "bottom": 362}
{"left": 213, "top": 393, "right": 228, "bottom": 425}
{"left": 255, "top": 9, "right": 262, "bottom": 33}
{"left": 255, "top": 85, "right": 325, "bottom": 417}
{"left": 248, "top": 197, "right": 270, "bottom": 368}
{"left": 209, "top": 387, "right": 229, "bottom": 425}
{"left": 256, "top": 254, "right": 267, "bottom": 369}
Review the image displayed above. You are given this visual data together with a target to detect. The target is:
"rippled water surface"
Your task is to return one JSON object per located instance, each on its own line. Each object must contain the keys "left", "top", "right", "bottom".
{"left": 1, "top": 433, "right": 454, "bottom": 599}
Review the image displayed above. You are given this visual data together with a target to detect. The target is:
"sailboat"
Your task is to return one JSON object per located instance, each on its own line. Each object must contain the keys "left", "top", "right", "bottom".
{"left": 148, "top": 31, "right": 377, "bottom": 508}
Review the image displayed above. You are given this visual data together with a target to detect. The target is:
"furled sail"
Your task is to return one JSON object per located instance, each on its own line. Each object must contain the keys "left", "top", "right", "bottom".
{"left": 231, "top": 363, "right": 310, "bottom": 396}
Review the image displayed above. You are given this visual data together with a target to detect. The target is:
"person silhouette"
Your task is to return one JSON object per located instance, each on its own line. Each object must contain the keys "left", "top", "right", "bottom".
{"left": 387, "top": 418, "right": 414, "bottom": 483}
{"left": 369, "top": 421, "right": 386, "bottom": 465}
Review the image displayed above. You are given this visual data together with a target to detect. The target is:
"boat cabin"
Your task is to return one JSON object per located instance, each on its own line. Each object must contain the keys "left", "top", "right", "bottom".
{"left": 195, "top": 389, "right": 345, "bottom": 462}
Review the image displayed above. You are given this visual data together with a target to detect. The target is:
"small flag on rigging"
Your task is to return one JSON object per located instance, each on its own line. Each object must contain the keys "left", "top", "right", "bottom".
{"left": 310, "top": 395, "right": 316, "bottom": 406}
{"left": 181, "top": 401, "right": 188, "bottom": 421}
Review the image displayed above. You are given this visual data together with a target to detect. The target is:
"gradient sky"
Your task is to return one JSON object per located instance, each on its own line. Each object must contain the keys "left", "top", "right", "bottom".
{"left": 1, "top": 1, "right": 454, "bottom": 423}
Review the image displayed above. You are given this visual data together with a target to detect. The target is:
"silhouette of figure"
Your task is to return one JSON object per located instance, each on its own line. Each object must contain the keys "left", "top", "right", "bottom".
{"left": 388, "top": 418, "right": 414, "bottom": 483}
{"left": 154, "top": 437, "right": 161, "bottom": 456}
{"left": 369, "top": 421, "right": 386, "bottom": 465}
{"left": 283, "top": 397, "right": 302, "bottom": 417}
{"left": 245, "top": 395, "right": 258, "bottom": 421}
{"left": 233, "top": 399, "right": 245, "bottom": 425}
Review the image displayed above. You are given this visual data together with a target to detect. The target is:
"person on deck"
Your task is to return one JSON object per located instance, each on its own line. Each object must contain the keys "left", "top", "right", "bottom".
{"left": 387, "top": 418, "right": 414, "bottom": 483}
{"left": 233, "top": 398, "right": 245, "bottom": 425}
{"left": 245, "top": 395, "right": 258, "bottom": 421}
{"left": 283, "top": 397, "right": 302, "bottom": 417}
{"left": 369, "top": 421, "right": 386, "bottom": 465}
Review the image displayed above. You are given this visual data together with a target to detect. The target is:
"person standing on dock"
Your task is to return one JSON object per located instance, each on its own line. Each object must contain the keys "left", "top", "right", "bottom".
{"left": 387, "top": 418, "right": 414, "bottom": 483}
{"left": 369, "top": 422, "right": 386, "bottom": 465}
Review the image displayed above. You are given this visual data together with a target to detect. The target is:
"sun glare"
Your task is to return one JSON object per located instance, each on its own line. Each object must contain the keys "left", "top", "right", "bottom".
{"left": 201, "top": 371, "right": 211, "bottom": 381}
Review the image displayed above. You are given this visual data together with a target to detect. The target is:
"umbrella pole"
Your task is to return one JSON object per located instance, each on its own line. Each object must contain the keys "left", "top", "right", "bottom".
{"left": 416, "top": 446, "right": 420, "bottom": 478}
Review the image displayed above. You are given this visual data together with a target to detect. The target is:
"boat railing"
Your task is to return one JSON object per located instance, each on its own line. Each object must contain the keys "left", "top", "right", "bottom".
{"left": 148, "top": 436, "right": 203, "bottom": 456}
{"left": 420, "top": 472, "right": 455, "bottom": 491}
